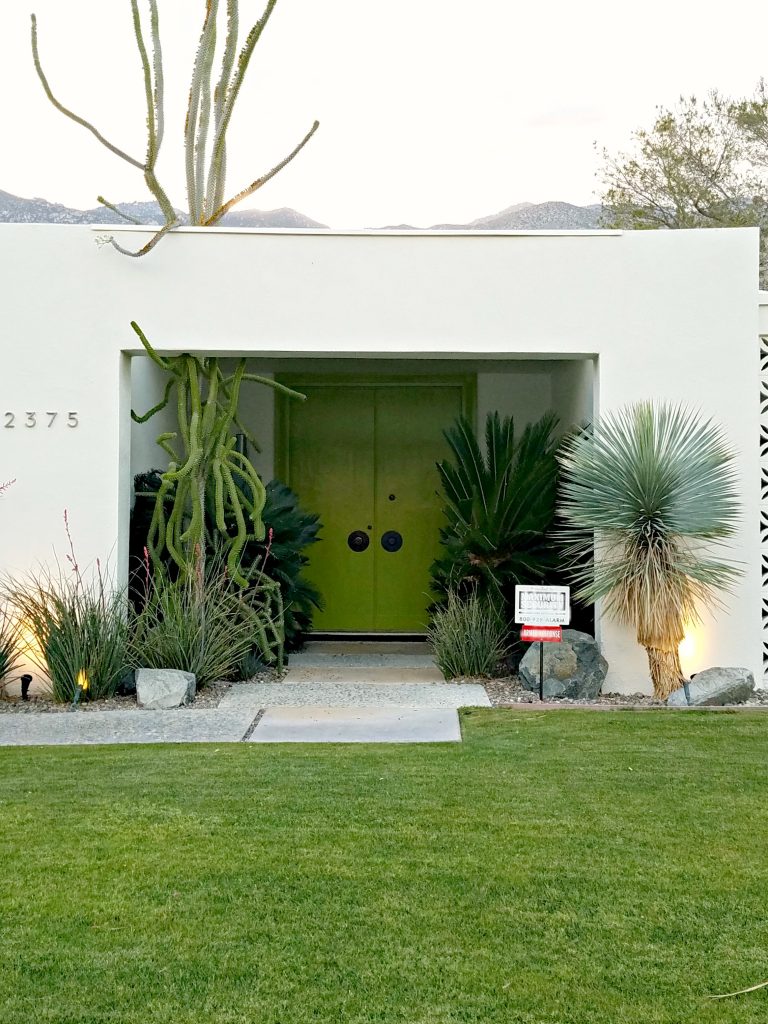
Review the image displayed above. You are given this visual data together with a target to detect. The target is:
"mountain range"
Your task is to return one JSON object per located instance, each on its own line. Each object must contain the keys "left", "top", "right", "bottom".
{"left": 0, "top": 189, "right": 604, "bottom": 231}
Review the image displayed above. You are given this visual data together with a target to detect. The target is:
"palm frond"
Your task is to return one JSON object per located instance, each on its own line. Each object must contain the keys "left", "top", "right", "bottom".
{"left": 432, "top": 411, "right": 562, "bottom": 612}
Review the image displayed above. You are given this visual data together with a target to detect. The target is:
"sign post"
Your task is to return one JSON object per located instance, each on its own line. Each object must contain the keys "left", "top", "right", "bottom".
{"left": 514, "top": 586, "right": 571, "bottom": 701}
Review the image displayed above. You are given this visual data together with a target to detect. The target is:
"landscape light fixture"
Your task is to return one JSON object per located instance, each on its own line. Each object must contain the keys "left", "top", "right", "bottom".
{"left": 71, "top": 669, "right": 89, "bottom": 708}
{"left": 20, "top": 674, "right": 32, "bottom": 701}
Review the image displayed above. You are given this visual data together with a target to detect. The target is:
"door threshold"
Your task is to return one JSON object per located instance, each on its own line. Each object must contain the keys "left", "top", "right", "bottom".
{"left": 309, "top": 632, "right": 427, "bottom": 643}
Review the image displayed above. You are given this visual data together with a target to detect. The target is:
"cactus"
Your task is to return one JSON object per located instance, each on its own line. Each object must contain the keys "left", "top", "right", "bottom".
{"left": 130, "top": 320, "right": 305, "bottom": 587}
{"left": 31, "top": 1, "right": 319, "bottom": 257}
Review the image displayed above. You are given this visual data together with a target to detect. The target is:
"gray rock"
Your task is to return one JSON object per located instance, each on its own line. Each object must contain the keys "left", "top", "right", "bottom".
{"left": 519, "top": 630, "right": 608, "bottom": 700}
{"left": 667, "top": 667, "right": 755, "bottom": 706}
{"left": 136, "top": 668, "right": 196, "bottom": 710}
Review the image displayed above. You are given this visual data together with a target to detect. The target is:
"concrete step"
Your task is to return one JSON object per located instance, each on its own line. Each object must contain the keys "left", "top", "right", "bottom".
{"left": 220, "top": 681, "right": 490, "bottom": 711}
{"left": 289, "top": 641, "right": 436, "bottom": 671}
{"left": 283, "top": 665, "right": 445, "bottom": 685}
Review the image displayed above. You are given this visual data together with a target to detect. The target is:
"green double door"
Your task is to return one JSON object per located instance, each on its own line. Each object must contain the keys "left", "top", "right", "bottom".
{"left": 284, "top": 381, "right": 465, "bottom": 633}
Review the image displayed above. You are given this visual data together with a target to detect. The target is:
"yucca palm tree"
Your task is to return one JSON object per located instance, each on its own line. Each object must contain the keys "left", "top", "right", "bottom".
{"left": 557, "top": 402, "right": 741, "bottom": 700}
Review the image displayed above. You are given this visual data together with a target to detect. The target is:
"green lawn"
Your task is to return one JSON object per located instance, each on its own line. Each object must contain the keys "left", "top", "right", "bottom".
{"left": 1, "top": 710, "right": 767, "bottom": 1024}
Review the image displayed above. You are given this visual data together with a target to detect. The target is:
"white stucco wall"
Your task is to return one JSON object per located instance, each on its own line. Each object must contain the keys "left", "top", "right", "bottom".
{"left": 551, "top": 359, "right": 595, "bottom": 431}
{"left": 0, "top": 224, "right": 760, "bottom": 693}
{"left": 477, "top": 368, "right": 552, "bottom": 429}
{"left": 129, "top": 356, "right": 177, "bottom": 482}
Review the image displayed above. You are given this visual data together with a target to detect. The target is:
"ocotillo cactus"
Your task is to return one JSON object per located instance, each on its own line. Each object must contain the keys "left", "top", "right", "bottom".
{"left": 31, "top": 1, "right": 318, "bottom": 257}
{"left": 130, "top": 321, "right": 305, "bottom": 586}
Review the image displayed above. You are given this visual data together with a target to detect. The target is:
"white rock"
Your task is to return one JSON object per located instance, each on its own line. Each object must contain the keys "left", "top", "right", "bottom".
{"left": 136, "top": 668, "right": 196, "bottom": 710}
{"left": 667, "top": 667, "right": 755, "bottom": 706}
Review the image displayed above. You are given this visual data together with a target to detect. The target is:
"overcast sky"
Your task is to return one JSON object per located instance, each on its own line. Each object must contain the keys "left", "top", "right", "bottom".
{"left": 4, "top": 0, "right": 768, "bottom": 227}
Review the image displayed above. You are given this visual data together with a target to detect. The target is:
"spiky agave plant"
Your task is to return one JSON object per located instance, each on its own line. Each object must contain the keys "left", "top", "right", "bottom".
{"left": 557, "top": 402, "right": 741, "bottom": 700}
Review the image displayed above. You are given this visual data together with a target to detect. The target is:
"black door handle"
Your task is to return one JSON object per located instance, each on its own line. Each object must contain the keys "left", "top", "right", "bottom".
{"left": 381, "top": 530, "right": 403, "bottom": 552}
{"left": 347, "top": 530, "right": 370, "bottom": 552}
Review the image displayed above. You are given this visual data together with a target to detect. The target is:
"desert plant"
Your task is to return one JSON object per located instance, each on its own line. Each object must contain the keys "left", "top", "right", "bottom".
{"left": 6, "top": 564, "right": 129, "bottom": 703}
{"left": 557, "top": 402, "right": 741, "bottom": 700}
{"left": 236, "top": 480, "right": 322, "bottom": 651}
{"left": 130, "top": 321, "right": 304, "bottom": 583}
{"left": 431, "top": 411, "right": 562, "bottom": 614}
{"left": 131, "top": 474, "right": 322, "bottom": 655}
{"left": 128, "top": 552, "right": 284, "bottom": 684}
{"left": 0, "top": 602, "right": 23, "bottom": 696}
{"left": 31, "top": 0, "right": 319, "bottom": 256}
{"left": 427, "top": 589, "right": 508, "bottom": 679}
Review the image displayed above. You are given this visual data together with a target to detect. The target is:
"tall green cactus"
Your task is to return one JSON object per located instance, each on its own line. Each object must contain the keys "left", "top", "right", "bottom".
{"left": 130, "top": 321, "right": 304, "bottom": 586}
{"left": 31, "top": 1, "right": 319, "bottom": 257}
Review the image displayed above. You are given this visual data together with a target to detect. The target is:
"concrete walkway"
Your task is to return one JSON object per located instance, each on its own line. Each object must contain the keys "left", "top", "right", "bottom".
{"left": 0, "top": 708, "right": 257, "bottom": 747}
{"left": 249, "top": 707, "right": 462, "bottom": 743}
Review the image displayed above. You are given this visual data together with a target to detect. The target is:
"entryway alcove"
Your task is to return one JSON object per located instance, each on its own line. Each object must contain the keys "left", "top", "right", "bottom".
{"left": 129, "top": 354, "right": 595, "bottom": 637}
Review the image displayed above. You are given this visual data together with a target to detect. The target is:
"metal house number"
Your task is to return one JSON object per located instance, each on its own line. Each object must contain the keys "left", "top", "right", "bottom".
{"left": 3, "top": 411, "right": 79, "bottom": 429}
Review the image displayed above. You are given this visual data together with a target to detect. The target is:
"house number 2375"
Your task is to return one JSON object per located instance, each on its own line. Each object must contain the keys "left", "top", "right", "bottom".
{"left": 3, "top": 412, "right": 79, "bottom": 429}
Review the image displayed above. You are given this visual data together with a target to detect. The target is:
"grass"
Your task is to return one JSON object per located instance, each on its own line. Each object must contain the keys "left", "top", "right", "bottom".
{"left": 1, "top": 710, "right": 767, "bottom": 1023}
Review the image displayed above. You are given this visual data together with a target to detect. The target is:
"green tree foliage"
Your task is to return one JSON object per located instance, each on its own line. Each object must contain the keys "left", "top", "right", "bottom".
{"left": 431, "top": 412, "right": 562, "bottom": 618}
{"left": 557, "top": 402, "right": 741, "bottom": 700}
{"left": 598, "top": 91, "right": 768, "bottom": 283}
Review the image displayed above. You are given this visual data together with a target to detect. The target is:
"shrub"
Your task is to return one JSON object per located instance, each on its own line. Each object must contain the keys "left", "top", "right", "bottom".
{"left": 427, "top": 590, "right": 508, "bottom": 679}
{"left": 240, "top": 480, "right": 322, "bottom": 652}
{"left": 431, "top": 411, "right": 562, "bottom": 612}
{"left": 6, "top": 565, "right": 128, "bottom": 703}
{"left": 0, "top": 602, "right": 23, "bottom": 695}
{"left": 130, "top": 473, "right": 322, "bottom": 652}
{"left": 128, "top": 557, "right": 283, "bottom": 686}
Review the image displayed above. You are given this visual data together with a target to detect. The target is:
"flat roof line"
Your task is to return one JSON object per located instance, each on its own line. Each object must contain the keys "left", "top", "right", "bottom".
{"left": 87, "top": 224, "right": 623, "bottom": 238}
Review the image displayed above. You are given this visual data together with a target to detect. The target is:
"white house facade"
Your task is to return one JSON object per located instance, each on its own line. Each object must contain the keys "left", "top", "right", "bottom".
{"left": 0, "top": 223, "right": 761, "bottom": 693}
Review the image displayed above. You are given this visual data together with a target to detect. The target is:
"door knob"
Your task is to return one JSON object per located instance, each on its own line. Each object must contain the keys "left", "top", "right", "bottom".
{"left": 381, "top": 530, "right": 403, "bottom": 552}
{"left": 347, "top": 530, "right": 370, "bottom": 552}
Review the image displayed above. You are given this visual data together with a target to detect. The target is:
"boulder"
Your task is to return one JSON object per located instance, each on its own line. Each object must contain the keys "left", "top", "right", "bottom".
{"left": 519, "top": 630, "right": 608, "bottom": 700}
{"left": 136, "top": 668, "right": 196, "bottom": 710}
{"left": 667, "top": 667, "right": 755, "bottom": 707}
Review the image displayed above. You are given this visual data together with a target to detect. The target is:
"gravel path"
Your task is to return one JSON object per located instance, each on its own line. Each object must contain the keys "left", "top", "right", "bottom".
{"left": 219, "top": 681, "right": 490, "bottom": 710}
{"left": 4, "top": 670, "right": 768, "bottom": 713}
{"left": 476, "top": 675, "right": 768, "bottom": 708}
{"left": 0, "top": 671, "right": 279, "bottom": 715}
